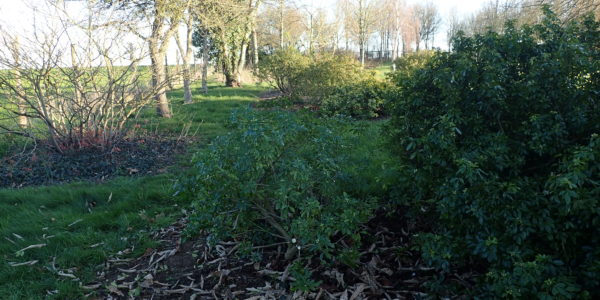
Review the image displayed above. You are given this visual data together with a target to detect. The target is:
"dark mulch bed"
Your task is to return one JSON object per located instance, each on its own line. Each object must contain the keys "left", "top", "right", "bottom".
{"left": 257, "top": 89, "right": 284, "bottom": 101}
{"left": 253, "top": 93, "right": 390, "bottom": 121}
{"left": 254, "top": 90, "right": 320, "bottom": 113}
{"left": 85, "top": 211, "right": 476, "bottom": 299}
{"left": 252, "top": 97, "right": 320, "bottom": 113}
{"left": 0, "top": 136, "right": 189, "bottom": 188}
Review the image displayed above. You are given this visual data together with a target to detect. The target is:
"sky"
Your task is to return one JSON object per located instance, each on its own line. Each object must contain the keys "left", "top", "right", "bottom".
{"left": 0, "top": 0, "right": 490, "bottom": 62}
{"left": 298, "top": 0, "right": 485, "bottom": 16}
{"left": 295, "top": 0, "right": 488, "bottom": 49}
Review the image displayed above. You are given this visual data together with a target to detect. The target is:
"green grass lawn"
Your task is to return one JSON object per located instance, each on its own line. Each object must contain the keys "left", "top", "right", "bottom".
{"left": 0, "top": 79, "right": 265, "bottom": 299}
{"left": 0, "top": 175, "right": 176, "bottom": 299}
{"left": 369, "top": 62, "right": 393, "bottom": 80}
{"left": 0, "top": 78, "right": 390, "bottom": 299}
{"left": 146, "top": 81, "right": 265, "bottom": 139}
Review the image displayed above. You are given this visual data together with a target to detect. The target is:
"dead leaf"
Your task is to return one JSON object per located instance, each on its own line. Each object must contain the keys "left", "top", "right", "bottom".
{"left": 107, "top": 283, "right": 124, "bottom": 297}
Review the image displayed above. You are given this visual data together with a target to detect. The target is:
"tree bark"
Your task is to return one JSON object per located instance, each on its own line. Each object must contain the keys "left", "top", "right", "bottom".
{"left": 202, "top": 40, "right": 209, "bottom": 94}
{"left": 165, "top": 55, "right": 173, "bottom": 90}
{"left": 360, "top": 44, "right": 365, "bottom": 66}
{"left": 150, "top": 45, "right": 172, "bottom": 118}
{"left": 225, "top": 73, "right": 241, "bottom": 87}
{"left": 12, "top": 38, "right": 28, "bottom": 128}
{"left": 236, "top": 36, "right": 249, "bottom": 84}
{"left": 251, "top": 28, "right": 259, "bottom": 69}
{"left": 249, "top": 0, "right": 261, "bottom": 70}
{"left": 279, "top": 0, "right": 284, "bottom": 48}
{"left": 358, "top": 0, "right": 366, "bottom": 66}
{"left": 146, "top": 0, "right": 185, "bottom": 118}
{"left": 175, "top": 14, "right": 194, "bottom": 104}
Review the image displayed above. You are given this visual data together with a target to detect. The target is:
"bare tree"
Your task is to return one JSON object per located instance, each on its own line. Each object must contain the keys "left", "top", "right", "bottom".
{"left": 278, "top": 0, "right": 285, "bottom": 48}
{"left": 446, "top": 7, "right": 466, "bottom": 50}
{"left": 400, "top": 4, "right": 419, "bottom": 54}
{"left": 102, "top": 0, "right": 192, "bottom": 118}
{"left": 336, "top": 0, "right": 352, "bottom": 50}
{"left": 298, "top": 6, "right": 337, "bottom": 53}
{"left": 174, "top": 6, "right": 195, "bottom": 104}
{"left": 194, "top": 27, "right": 212, "bottom": 94}
{"left": 459, "top": 0, "right": 599, "bottom": 37}
{"left": 525, "top": 0, "right": 600, "bottom": 22}
{"left": 257, "top": 1, "right": 305, "bottom": 51}
{"left": 415, "top": 2, "right": 441, "bottom": 50}
{"left": 0, "top": 1, "right": 162, "bottom": 153}
{"left": 6, "top": 37, "right": 29, "bottom": 128}
{"left": 338, "top": 0, "right": 378, "bottom": 65}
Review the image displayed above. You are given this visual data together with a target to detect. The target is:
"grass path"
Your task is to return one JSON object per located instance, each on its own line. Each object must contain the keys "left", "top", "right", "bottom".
{"left": 0, "top": 81, "right": 265, "bottom": 299}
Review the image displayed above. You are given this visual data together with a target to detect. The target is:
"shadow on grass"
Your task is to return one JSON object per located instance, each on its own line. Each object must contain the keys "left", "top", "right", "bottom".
{"left": 136, "top": 82, "right": 265, "bottom": 142}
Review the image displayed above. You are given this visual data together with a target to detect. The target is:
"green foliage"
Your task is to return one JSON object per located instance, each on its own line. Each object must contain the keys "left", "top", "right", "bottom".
{"left": 289, "top": 262, "right": 322, "bottom": 292}
{"left": 387, "top": 10, "right": 600, "bottom": 297}
{"left": 254, "top": 95, "right": 296, "bottom": 109}
{"left": 256, "top": 48, "right": 310, "bottom": 96}
{"left": 176, "top": 109, "right": 375, "bottom": 260}
{"left": 258, "top": 49, "right": 368, "bottom": 101}
{"left": 486, "top": 255, "right": 584, "bottom": 299}
{"left": 388, "top": 50, "right": 436, "bottom": 83}
{"left": 321, "top": 79, "right": 391, "bottom": 119}
{"left": 300, "top": 53, "right": 369, "bottom": 101}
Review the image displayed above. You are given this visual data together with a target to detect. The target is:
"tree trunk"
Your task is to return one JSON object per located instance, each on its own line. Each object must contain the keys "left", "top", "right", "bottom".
{"left": 145, "top": 0, "right": 185, "bottom": 118}
{"left": 175, "top": 18, "right": 194, "bottom": 104}
{"left": 391, "top": 33, "right": 397, "bottom": 60}
{"left": 183, "top": 13, "right": 194, "bottom": 104}
{"left": 279, "top": 0, "right": 284, "bottom": 48}
{"left": 150, "top": 44, "right": 172, "bottom": 118}
{"left": 415, "top": 27, "right": 421, "bottom": 52}
{"left": 236, "top": 34, "right": 249, "bottom": 84}
{"left": 225, "top": 73, "right": 241, "bottom": 87}
{"left": 12, "top": 38, "right": 27, "bottom": 128}
{"left": 202, "top": 43, "right": 209, "bottom": 94}
{"left": 345, "top": 31, "right": 349, "bottom": 50}
{"left": 165, "top": 55, "right": 173, "bottom": 90}
{"left": 359, "top": 40, "right": 365, "bottom": 66}
{"left": 13, "top": 75, "right": 28, "bottom": 128}
{"left": 251, "top": 29, "right": 259, "bottom": 69}
{"left": 220, "top": 30, "right": 237, "bottom": 87}
{"left": 249, "top": 0, "right": 261, "bottom": 70}
{"left": 379, "top": 31, "right": 384, "bottom": 60}
{"left": 182, "top": 60, "right": 192, "bottom": 104}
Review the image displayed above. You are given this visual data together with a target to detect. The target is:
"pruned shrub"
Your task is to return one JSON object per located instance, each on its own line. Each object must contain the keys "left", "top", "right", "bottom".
{"left": 258, "top": 49, "right": 368, "bottom": 102}
{"left": 0, "top": 13, "right": 162, "bottom": 154}
{"left": 387, "top": 10, "right": 600, "bottom": 297}
{"left": 388, "top": 50, "right": 436, "bottom": 83}
{"left": 176, "top": 109, "right": 375, "bottom": 260}
{"left": 255, "top": 48, "right": 310, "bottom": 96}
{"left": 321, "top": 79, "right": 391, "bottom": 119}
{"left": 299, "top": 53, "right": 368, "bottom": 101}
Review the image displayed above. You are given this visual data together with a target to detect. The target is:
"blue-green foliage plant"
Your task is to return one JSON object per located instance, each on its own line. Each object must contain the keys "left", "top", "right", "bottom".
{"left": 176, "top": 108, "right": 375, "bottom": 261}
{"left": 387, "top": 9, "right": 600, "bottom": 298}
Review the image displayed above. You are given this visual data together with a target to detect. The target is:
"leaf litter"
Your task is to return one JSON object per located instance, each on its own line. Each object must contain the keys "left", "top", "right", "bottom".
{"left": 82, "top": 211, "right": 471, "bottom": 299}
